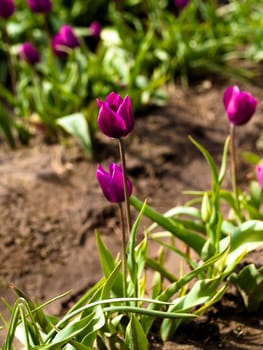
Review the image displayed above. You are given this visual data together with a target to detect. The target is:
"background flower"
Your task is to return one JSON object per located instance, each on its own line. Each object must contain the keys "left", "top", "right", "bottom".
{"left": 256, "top": 164, "right": 263, "bottom": 190}
{"left": 223, "top": 85, "right": 258, "bottom": 125}
{"left": 0, "top": 0, "right": 16, "bottom": 19}
{"left": 96, "top": 163, "right": 132, "bottom": 203}
{"left": 90, "top": 21, "right": 101, "bottom": 38}
{"left": 27, "top": 0, "right": 52, "bottom": 13}
{"left": 174, "top": 0, "right": 189, "bottom": 10}
{"left": 19, "top": 42, "right": 40, "bottom": 65}
{"left": 97, "top": 92, "right": 135, "bottom": 138}
{"left": 52, "top": 25, "right": 79, "bottom": 57}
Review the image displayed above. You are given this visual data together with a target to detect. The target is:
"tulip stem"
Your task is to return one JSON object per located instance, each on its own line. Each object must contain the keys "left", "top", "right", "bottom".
{"left": 2, "top": 24, "right": 16, "bottom": 96}
{"left": 119, "top": 203, "right": 127, "bottom": 298}
{"left": 118, "top": 138, "right": 131, "bottom": 298}
{"left": 118, "top": 138, "right": 132, "bottom": 233}
{"left": 230, "top": 124, "right": 241, "bottom": 217}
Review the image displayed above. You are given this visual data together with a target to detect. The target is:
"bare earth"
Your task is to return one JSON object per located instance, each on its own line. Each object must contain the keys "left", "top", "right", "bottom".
{"left": 0, "top": 80, "right": 263, "bottom": 349}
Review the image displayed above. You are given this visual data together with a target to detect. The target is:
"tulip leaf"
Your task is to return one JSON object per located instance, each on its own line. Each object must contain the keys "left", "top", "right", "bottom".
{"left": 124, "top": 315, "right": 149, "bottom": 350}
{"left": 38, "top": 306, "right": 104, "bottom": 349}
{"left": 221, "top": 220, "right": 263, "bottom": 268}
{"left": 230, "top": 264, "right": 263, "bottom": 312}
{"left": 189, "top": 136, "right": 218, "bottom": 190}
{"left": 95, "top": 231, "right": 123, "bottom": 297}
{"left": 57, "top": 113, "right": 92, "bottom": 157}
{"left": 130, "top": 196, "right": 205, "bottom": 255}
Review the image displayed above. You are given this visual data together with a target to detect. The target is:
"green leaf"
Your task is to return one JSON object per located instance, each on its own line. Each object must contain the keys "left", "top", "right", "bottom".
{"left": 249, "top": 181, "right": 262, "bottom": 210}
{"left": 189, "top": 136, "right": 218, "bottom": 190}
{"left": 57, "top": 113, "right": 92, "bottom": 157}
{"left": 201, "top": 192, "right": 211, "bottom": 222}
{"left": 222, "top": 220, "right": 263, "bottom": 268}
{"left": 37, "top": 306, "right": 104, "bottom": 349}
{"left": 127, "top": 201, "right": 147, "bottom": 293}
{"left": 218, "top": 136, "right": 230, "bottom": 184}
{"left": 125, "top": 315, "right": 149, "bottom": 350}
{"left": 160, "top": 277, "right": 222, "bottom": 340}
{"left": 130, "top": 196, "right": 205, "bottom": 255}
{"left": 230, "top": 264, "right": 263, "bottom": 312}
{"left": 95, "top": 231, "right": 123, "bottom": 297}
{"left": 241, "top": 151, "right": 261, "bottom": 165}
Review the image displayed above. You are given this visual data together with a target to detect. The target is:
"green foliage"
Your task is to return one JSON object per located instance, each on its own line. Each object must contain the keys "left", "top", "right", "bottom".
{"left": 57, "top": 113, "right": 92, "bottom": 157}
{"left": 1, "top": 0, "right": 263, "bottom": 148}
{"left": 130, "top": 135, "right": 263, "bottom": 322}
{"left": 1, "top": 1, "right": 263, "bottom": 347}
{"left": 230, "top": 264, "right": 263, "bottom": 312}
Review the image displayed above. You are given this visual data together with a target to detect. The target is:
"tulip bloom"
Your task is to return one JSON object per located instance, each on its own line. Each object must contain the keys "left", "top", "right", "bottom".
{"left": 97, "top": 92, "right": 135, "bottom": 138}
{"left": 223, "top": 85, "right": 258, "bottom": 126}
{"left": 0, "top": 0, "right": 16, "bottom": 19}
{"left": 256, "top": 164, "right": 263, "bottom": 190}
{"left": 52, "top": 25, "right": 79, "bottom": 58}
{"left": 19, "top": 42, "right": 40, "bottom": 65}
{"left": 90, "top": 21, "right": 101, "bottom": 38}
{"left": 96, "top": 163, "right": 132, "bottom": 203}
{"left": 174, "top": 0, "right": 189, "bottom": 10}
{"left": 27, "top": 0, "right": 52, "bottom": 13}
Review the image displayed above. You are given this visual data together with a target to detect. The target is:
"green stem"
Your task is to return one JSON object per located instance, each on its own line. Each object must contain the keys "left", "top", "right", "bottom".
{"left": 119, "top": 203, "right": 127, "bottom": 298}
{"left": 230, "top": 124, "right": 240, "bottom": 216}
{"left": 2, "top": 24, "right": 16, "bottom": 96}
{"left": 118, "top": 138, "right": 132, "bottom": 233}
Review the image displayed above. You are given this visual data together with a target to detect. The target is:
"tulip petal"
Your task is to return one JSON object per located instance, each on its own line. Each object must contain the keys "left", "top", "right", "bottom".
{"left": 98, "top": 105, "right": 127, "bottom": 138}
{"left": 105, "top": 92, "right": 123, "bottom": 111}
{"left": 109, "top": 164, "right": 125, "bottom": 202}
{"left": 237, "top": 92, "right": 257, "bottom": 125}
{"left": 223, "top": 86, "right": 240, "bottom": 120}
{"left": 96, "top": 163, "right": 133, "bottom": 203}
{"left": 117, "top": 95, "right": 135, "bottom": 136}
{"left": 96, "top": 165, "right": 112, "bottom": 201}
{"left": 223, "top": 85, "right": 257, "bottom": 126}
{"left": 256, "top": 164, "right": 263, "bottom": 190}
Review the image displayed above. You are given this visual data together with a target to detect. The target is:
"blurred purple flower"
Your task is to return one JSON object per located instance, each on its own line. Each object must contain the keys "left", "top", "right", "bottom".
{"left": 90, "top": 21, "right": 101, "bottom": 38}
{"left": 27, "top": 0, "right": 52, "bottom": 13}
{"left": 174, "top": 0, "right": 189, "bottom": 10}
{"left": 0, "top": 0, "right": 16, "bottom": 19}
{"left": 223, "top": 85, "right": 258, "bottom": 126}
{"left": 96, "top": 163, "right": 132, "bottom": 203}
{"left": 256, "top": 164, "right": 263, "bottom": 190}
{"left": 52, "top": 25, "right": 79, "bottom": 58}
{"left": 97, "top": 92, "right": 135, "bottom": 138}
{"left": 19, "top": 42, "right": 40, "bottom": 65}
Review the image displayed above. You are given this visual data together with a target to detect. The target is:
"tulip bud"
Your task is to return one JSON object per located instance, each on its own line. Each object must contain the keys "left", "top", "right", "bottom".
{"left": 0, "top": 0, "right": 16, "bottom": 19}
{"left": 27, "top": 0, "right": 52, "bottom": 13}
{"left": 223, "top": 85, "right": 258, "bottom": 126}
{"left": 90, "top": 21, "right": 101, "bottom": 38}
{"left": 256, "top": 164, "right": 263, "bottom": 190}
{"left": 52, "top": 25, "right": 79, "bottom": 58}
{"left": 97, "top": 92, "right": 135, "bottom": 138}
{"left": 174, "top": 0, "right": 189, "bottom": 10}
{"left": 19, "top": 42, "right": 40, "bottom": 65}
{"left": 96, "top": 163, "right": 133, "bottom": 203}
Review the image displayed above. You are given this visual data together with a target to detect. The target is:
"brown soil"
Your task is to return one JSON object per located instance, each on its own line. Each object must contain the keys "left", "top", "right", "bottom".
{"left": 1, "top": 80, "right": 263, "bottom": 349}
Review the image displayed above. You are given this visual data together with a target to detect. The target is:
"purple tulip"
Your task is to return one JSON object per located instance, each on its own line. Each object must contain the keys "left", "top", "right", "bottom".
{"left": 174, "top": 0, "right": 189, "bottom": 10}
{"left": 97, "top": 92, "right": 135, "bottom": 138}
{"left": 90, "top": 21, "right": 101, "bottom": 38}
{"left": 0, "top": 0, "right": 16, "bottom": 19}
{"left": 52, "top": 25, "right": 79, "bottom": 58}
{"left": 96, "top": 163, "right": 132, "bottom": 203}
{"left": 27, "top": 0, "right": 52, "bottom": 13}
{"left": 19, "top": 42, "right": 40, "bottom": 65}
{"left": 256, "top": 164, "right": 263, "bottom": 190}
{"left": 223, "top": 85, "right": 258, "bottom": 126}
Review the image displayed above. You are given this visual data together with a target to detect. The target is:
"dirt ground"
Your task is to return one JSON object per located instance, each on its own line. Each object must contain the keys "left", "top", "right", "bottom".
{"left": 1, "top": 80, "right": 263, "bottom": 349}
